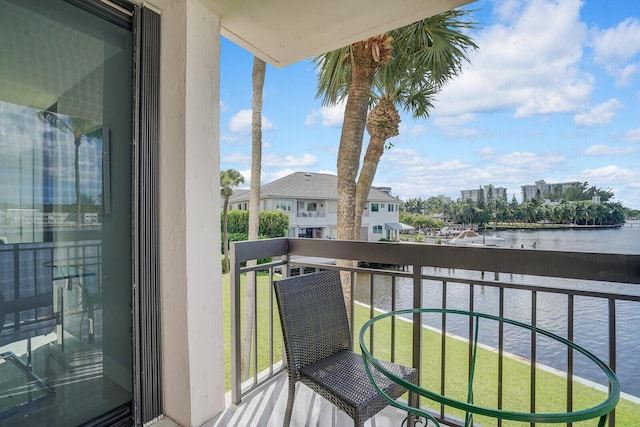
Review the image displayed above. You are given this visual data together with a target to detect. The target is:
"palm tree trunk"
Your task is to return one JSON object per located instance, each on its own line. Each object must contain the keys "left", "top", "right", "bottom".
{"left": 354, "top": 134, "right": 386, "bottom": 237}
{"left": 335, "top": 44, "right": 377, "bottom": 322}
{"left": 241, "top": 57, "right": 266, "bottom": 379}
{"left": 75, "top": 138, "right": 81, "bottom": 228}
{"left": 337, "top": 43, "right": 377, "bottom": 242}
{"left": 222, "top": 196, "right": 230, "bottom": 273}
{"left": 354, "top": 98, "right": 400, "bottom": 237}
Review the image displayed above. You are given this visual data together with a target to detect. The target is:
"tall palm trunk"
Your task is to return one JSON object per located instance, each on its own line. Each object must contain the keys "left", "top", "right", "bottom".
{"left": 241, "top": 57, "right": 266, "bottom": 379}
{"left": 335, "top": 42, "right": 379, "bottom": 320}
{"left": 75, "top": 137, "right": 81, "bottom": 228}
{"left": 222, "top": 194, "right": 230, "bottom": 273}
{"left": 337, "top": 42, "right": 378, "bottom": 241}
{"left": 354, "top": 97, "right": 400, "bottom": 235}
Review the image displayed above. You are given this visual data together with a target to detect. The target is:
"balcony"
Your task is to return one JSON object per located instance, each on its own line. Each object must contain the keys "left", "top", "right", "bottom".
{"left": 221, "top": 238, "right": 639, "bottom": 426}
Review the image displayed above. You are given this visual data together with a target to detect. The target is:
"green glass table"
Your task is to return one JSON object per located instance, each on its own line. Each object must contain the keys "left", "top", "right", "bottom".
{"left": 359, "top": 308, "right": 620, "bottom": 427}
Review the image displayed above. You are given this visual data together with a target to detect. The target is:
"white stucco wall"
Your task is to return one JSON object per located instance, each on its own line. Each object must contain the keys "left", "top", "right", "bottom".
{"left": 154, "top": 0, "right": 224, "bottom": 425}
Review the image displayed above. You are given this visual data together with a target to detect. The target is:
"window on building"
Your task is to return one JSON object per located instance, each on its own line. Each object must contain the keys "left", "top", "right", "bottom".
{"left": 275, "top": 200, "right": 292, "bottom": 212}
{"left": 373, "top": 225, "right": 383, "bottom": 234}
{"left": 371, "top": 203, "right": 379, "bottom": 212}
{"left": 297, "top": 201, "right": 305, "bottom": 210}
{"left": 388, "top": 204, "right": 395, "bottom": 212}
{"left": 307, "top": 202, "right": 317, "bottom": 211}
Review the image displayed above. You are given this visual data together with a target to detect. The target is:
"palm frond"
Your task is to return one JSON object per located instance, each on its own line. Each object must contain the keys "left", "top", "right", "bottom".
{"left": 36, "top": 111, "right": 74, "bottom": 135}
{"left": 312, "top": 46, "right": 352, "bottom": 106}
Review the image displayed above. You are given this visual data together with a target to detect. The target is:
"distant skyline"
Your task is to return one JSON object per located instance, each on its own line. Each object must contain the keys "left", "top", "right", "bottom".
{"left": 220, "top": 0, "right": 640, "bottom": 209}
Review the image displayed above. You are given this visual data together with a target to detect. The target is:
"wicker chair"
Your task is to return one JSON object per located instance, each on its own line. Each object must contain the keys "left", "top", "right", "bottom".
{"left": 273, "top": 270, "right": 418, "bottom": 427}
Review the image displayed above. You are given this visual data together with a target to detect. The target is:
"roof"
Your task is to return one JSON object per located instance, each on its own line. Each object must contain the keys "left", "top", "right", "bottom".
{"left": 229, "top": 172, "right": 400, "bottom": 203}
{"left": 209, "top": 0, "right": 475, "bottom": 67}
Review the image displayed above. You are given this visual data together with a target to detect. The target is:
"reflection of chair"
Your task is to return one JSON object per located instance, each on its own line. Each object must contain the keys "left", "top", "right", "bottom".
{"left": 0, "top": 245, "right": 56, "bottom": 420}
{"left": 274, "top": 270, "right": 418, "bottom": 427}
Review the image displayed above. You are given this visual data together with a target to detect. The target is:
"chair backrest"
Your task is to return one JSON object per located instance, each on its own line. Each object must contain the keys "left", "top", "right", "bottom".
{"left": 274, "top": 270, "right": 352, "bottom": 377}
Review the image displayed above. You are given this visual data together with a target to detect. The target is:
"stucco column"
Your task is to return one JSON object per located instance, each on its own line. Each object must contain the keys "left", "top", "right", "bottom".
{"left": 155, "top": 0, "right": 224, "bottom": 425}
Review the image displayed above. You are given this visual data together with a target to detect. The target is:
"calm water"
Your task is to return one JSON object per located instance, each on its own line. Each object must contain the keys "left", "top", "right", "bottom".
{"left": 355, "top": 221, "right": 640, "bottom": 397}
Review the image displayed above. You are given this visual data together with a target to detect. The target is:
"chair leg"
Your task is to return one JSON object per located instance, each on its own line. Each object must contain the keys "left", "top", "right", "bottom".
{"left": 283, "top": 379, "right": 296, "bottom": 427}
{"left": 407, "top": 391, "right": 419, "bottom": 427}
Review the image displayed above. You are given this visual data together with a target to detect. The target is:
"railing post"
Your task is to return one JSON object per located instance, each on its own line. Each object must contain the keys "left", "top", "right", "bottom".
{"left": 230, "top": 243, "right": 242, "bottom": 405}
{"left": 412, "top": 265, "right": 423, "bottom": 391}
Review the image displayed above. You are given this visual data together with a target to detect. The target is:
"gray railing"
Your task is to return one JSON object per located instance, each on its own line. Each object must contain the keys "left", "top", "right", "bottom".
{"left": 229, "top": 238, "right": 640, "bottom": 426}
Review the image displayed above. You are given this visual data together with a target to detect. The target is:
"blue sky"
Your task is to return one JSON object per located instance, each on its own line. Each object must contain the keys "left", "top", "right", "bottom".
{"left": 220, "top": 0, "right": 640, "bottom": 209}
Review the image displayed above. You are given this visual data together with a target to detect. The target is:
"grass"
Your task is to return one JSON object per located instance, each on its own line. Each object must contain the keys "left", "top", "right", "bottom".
{"left": 223, "top": 273, "right": 640, "bottom": 426}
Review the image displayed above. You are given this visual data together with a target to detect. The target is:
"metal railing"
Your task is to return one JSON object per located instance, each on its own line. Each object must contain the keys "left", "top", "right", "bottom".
{"left": 0, "top": 241, "right": 103, "bottom": 346}
{"left": 229, "top": 238, "right": 640, "bottom": 426}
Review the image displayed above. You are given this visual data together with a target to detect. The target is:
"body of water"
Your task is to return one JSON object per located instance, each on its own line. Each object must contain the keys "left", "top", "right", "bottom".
{"left": 355, "top": 221, "right": 640, "bottom": 397}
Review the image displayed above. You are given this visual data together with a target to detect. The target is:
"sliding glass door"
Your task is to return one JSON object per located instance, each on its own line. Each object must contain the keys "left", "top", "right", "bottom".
{"left": 0, "top": 0, "right": 133, "bottom": 424}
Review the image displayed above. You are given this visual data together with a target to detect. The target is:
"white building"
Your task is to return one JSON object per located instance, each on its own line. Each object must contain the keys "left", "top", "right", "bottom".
{"left": 460, "top": 184, "right": 507, "bottom": 203}
{"left": 229, "top": 172, "right": 411, "bottom": 241}
{"left": 521, "top": 179, "right": 581, "bottom": 201}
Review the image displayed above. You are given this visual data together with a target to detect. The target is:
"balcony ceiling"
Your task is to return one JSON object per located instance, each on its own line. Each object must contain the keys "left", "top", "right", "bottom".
{"left": 206, "top": 0, "right": 475, "bottom": 67}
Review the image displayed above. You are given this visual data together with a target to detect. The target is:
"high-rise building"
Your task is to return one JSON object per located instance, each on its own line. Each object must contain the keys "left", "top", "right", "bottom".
{"left": 521, "top": 180, "right": 581, "bottom": 202}
{"left": 460, "top": 184, "right": 507, "bottom": 203}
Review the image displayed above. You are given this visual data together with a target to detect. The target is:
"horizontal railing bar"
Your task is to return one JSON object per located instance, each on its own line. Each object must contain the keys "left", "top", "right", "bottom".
{"left": 231, "top": 238, "right": 289, "bottom": 264}
{"left": 236, "top": 260, "right": 285, "bottom": 274}
{"left": 285, "top": 261, "right": 640, "bottom": 303}
{"left": 418, "top": 274, "right": 640, "bottom": 302}
{"left": 232, "top": 238, "right": 640, "bottom": 284}
{"left": 285, "top": 238, "right": 640, "bottom": 284}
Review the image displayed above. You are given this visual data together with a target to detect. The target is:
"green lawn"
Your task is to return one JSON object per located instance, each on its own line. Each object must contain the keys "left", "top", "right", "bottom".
{"left": 223, "top": 273, "right": 640, "bottom": 426}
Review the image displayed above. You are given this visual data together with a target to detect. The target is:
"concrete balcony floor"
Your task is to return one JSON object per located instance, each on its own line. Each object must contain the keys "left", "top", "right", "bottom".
{"left": 155, "top": 370, "right": 410, "bottom": 427}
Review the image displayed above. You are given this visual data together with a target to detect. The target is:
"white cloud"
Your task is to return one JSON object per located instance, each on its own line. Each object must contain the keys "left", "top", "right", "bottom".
{"left": 221, "top": 152, "right": 250, "bottom": 164}
{"left": 620, "top": 128, "right": 640, "bottom": 142}
{"left": 580, "top": 165, "right": 637, "bottom": 182}
{"left": 432, "top": 113, "right": 481, "bottom": 138}
{"left": 434, "top": 0, "right": 592, "bottom": 118}
{"left": 573, "top": 99, "right": 623, "bottom": 127}
{"left": 263, "top": 153, "right": 318, "bottom": 167}
{"left": 410, "top": 124, "right": 428, "bottom": 137}
{"left": 591, "top": 17, "right": 640, "bottom": 85}
{"left": 584, "top": 145, "right": 637, "bottom": 156}
{"left": 228, "top": 109, "right": 275, "bottom": 133}
{"left": 494, "top": 151, "right": 565, "bottom": 168}
{"left": 478, "top": 147, "right": 496, "bottom": 158}
{"left": 305, "top": 102, "right": 345, "bottom": 128}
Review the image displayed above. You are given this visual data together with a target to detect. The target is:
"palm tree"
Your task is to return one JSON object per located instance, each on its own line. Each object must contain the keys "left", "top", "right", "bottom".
{"left": 242, "top": 57, "right": 267, "bottom": 379}
{"left": 314, "top": 10, "right": 477, "bottom": 241}
{"left": 220, "top": 169, "right": 244, "bottom": 273}
{"left": 37, "top": 111, "right": 93, "bottom": 226}
{"left": 314, "top": 11, "right": 476, "bottom": 312}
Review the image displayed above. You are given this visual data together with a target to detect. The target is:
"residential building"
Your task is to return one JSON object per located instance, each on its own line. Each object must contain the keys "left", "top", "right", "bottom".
{"left": 521, "top": 179, "right": 581, "bottom": 202}
{"left": 229, "top": 172, "right": 409, "bottom": 241}
{"left": 2, "top": 1, "right": 473, "bottom": 425}
{"left": 460, "top": 184, "right": 507, "bottom": 203}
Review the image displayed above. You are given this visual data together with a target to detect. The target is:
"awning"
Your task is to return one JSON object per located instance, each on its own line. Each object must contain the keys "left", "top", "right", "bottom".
{"left": 384, "top": 222, "right": 414, "bottom": 231}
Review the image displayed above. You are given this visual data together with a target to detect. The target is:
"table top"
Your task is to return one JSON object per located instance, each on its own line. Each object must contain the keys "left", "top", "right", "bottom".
{"left": 359, "top": 308, "right": 620, "bottom": 426}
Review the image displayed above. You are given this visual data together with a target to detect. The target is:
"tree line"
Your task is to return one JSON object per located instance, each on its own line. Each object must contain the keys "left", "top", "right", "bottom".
{"left": 401, "top": 183, "right": 633, "bottom": 229}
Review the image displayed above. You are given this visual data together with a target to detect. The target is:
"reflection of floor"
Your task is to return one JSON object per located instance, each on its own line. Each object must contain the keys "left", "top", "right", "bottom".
{"left": 0, "top": 329, "right": 131, "bottom": 426}
{"left": 0, "top": 351, "right": 53, "bottom": 418}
